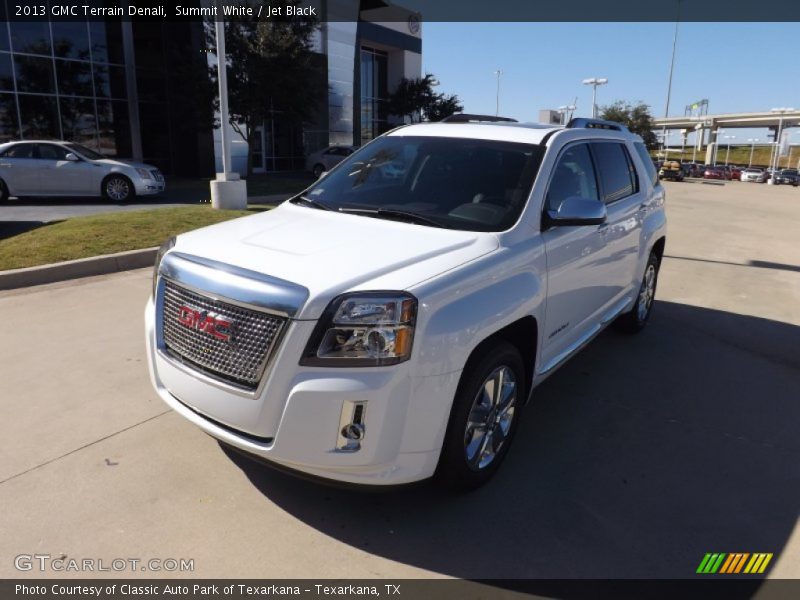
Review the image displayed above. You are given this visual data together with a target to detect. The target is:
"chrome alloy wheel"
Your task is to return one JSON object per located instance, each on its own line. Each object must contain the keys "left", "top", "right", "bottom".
{"left": 106, "top": 177, "right": 130, "bottom": 201}
{"left": 637, "top": 263, "right": 656, "bottom": 321}
{"left": 464, "top": 365, "right": 518, "bottom": 471}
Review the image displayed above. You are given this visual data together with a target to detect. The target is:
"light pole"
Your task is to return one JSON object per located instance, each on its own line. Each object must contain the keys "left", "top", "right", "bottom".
{"left": 558, "top": 104, "right": 577, "bottom": 125}
{"left": 747, "top": 138, "right": 759, "bottom": 167}
{"left": 723, "top": 135, "right": 736, "bottom": 165}
{"left": 661, "top": 5, "right": 680, "bottom": 158}
{"left": 494, "top": 69, "right": 502, "bottom": 117}
{"left": 582, "top": 77, "right": 608, "bottom": 118}
{"left": 769, "top": 108, "right": 794, "bottom": 179}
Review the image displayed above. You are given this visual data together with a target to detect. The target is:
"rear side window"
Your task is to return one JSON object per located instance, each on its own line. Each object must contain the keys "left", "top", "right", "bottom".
{"left": 633, "top": 142, "right": 658, "bottom": 187}
{"left": 1, "top": 143, "right": 35, "bottom": 158}
{"left": 591, "top": 142, "right": 637, "bottom": 203}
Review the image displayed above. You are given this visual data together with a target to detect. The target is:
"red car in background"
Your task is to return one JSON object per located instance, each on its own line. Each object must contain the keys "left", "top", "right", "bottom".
{"left": 728, "top": 166, "right": 743, "bottom": 180}
{"left": 704, "top": 166, "right": 729, "bottom": 180}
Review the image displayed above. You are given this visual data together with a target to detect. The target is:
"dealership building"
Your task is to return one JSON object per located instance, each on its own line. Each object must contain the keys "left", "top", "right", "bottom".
{"left": 0, "top": 0, "right": 422, "bottom": 176}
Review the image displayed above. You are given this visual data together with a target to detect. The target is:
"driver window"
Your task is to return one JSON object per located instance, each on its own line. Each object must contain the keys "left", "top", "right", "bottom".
{"left": 37, "top": 144, "right": 68, "bottom": 160}
{"left": 545, "top": 143, "right": 599, "bottom": 212}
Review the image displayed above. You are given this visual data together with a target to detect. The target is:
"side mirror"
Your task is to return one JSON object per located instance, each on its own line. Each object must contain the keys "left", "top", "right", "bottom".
{"left": 545, "top": 196, "right": 607, "bottom": 227}
{"left": 64, "top": 153, "right": 79, "bottom": 162}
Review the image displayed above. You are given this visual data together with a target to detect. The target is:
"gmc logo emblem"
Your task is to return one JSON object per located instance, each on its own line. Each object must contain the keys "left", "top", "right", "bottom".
{"left": 177, "top": 305, "right": 235, "bottom": 344}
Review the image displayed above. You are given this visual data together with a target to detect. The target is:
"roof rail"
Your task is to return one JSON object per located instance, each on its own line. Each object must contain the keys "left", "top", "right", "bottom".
{"left": 440, "top": 113, "right": 518, "bottom": 123}
{"left": 566, "top": 118, "right": 629, "bottom": 132}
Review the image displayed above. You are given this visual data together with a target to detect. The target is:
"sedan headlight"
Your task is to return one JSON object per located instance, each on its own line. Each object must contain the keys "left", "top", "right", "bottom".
{"left": 136, "top": 168, "right": 152, "bottom": 180}
{"left": 301, "top": 293, "right": 417, "bottom": 367}
{"left": 152, "top": 236, "right": 176, "bottom": 297}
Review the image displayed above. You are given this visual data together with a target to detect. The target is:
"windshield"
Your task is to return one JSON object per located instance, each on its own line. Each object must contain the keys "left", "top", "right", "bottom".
{"left": 298, "top": 135, "right": 546, "bottom": 232}
{"left": 64, "top": 143, "right": 106, "bottom": 160}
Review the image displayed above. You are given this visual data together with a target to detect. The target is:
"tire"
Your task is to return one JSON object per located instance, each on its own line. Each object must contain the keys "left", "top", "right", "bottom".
{"left": 436, "top": 341, "right": 526, "bottom": 491}
{"left": 614, "top": 252, "right": 660, "bottom": 334}
{"left": 102, "top": 175, "right": 134, "bottom": 203}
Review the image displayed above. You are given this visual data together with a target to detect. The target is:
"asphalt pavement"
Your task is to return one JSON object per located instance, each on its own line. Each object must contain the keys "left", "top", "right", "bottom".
{"left": 1, "top": 181, "right": 798, "bottom": 581}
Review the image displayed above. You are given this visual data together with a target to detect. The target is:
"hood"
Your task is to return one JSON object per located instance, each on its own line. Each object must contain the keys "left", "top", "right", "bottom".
{"left": 94, "top": 158, "right": 157, "bottom": 170}
{"left": 173, "top": 202, "right": 499, "bottom": 319}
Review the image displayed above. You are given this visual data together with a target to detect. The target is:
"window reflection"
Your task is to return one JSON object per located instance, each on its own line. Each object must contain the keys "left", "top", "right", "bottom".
{"left": 0, "top": 53, "right": 14, "bottom": 92}
{"left": 14, "top": 55, "right": 55, "bottom": 94}
{"left": 0, "top": 3, "right": 9, "bottom": 52}
{"left": 89, "top": 20, "right": 124, "bottom": 65}
{"left": 52, "top": 22, "right": 91, "bottom": 60}
{"left": 10, "top": 21, "right": 51, "bottom": 55}
{"left": 97, "top": 100, "right": 131, "bottom": 157}
{"left": 60, "top": 97, "right": 97, "bottom": 146}
{"left": 0, "top": 93, "right": 20, "bottom": 142}
{"left": 93, "top": 63, "right": 127, "bottom": 99}
{"left": 56, "top": 59, "right": 93, "bottom": 97}
{"left": 18, "top": 94, "right": 60, "bottom": 138}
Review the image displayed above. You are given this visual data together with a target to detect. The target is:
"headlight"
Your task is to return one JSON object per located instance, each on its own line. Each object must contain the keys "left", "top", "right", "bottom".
{"left": 300, "top": 292, "right": 417, "bottom": 367}
{"left": 136, "top": 168, "right": 152, "bottom": 179}
{"left": 152, "top": 236, "right": 176, "bottom": 297}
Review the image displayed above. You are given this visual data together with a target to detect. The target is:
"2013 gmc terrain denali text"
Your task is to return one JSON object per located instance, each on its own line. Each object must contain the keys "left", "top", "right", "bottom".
{"left": 145, "top": 116, "right": 666, "bottom": 489}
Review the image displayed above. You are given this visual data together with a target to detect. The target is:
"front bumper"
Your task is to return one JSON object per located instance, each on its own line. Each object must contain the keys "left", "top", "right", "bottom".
{"left": 144, "top": 297, "right": 458, "bottom": 486}
{"left": 134, "top": 180, "right": 165, "bottom": 195}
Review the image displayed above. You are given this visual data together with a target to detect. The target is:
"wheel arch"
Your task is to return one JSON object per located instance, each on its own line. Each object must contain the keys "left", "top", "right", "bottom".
{"left": 462, "top": 316, "right": 538, "bottom": 404}
{"left": 651, "top": 236, "right": 666, "bottom": 264}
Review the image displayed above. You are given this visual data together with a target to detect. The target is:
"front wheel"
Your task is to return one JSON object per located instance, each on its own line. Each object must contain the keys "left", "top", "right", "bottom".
{"left": 436, "top": 341, "right": 525, "bottom": 491}
{"left": 615, "top": 252, "right": 660, "bottom": 334}
{"left": 103, "top": 175, "right": 134, "bottom": 202}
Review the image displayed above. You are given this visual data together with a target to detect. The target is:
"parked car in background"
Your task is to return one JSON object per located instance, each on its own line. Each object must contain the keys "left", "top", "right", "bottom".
{"left": 740, "top": 168, "right": 767, "bottom": 183}
{"left": 703, "top": 166, "right": 728, "bottom": 180}
{"left": 0, "top": 140, "right": 164, "bottom": 202}
{"left": 773, "top": 168, "right": 800, "bottom": 186}
{"left": 659, "top": 160, "right": 684, "bottom": 181}
{"left": 305, "top": 145, "right": 356, "bottom": 178}
{"left": 728, "top": 166, "right": 743, "bottom": 180}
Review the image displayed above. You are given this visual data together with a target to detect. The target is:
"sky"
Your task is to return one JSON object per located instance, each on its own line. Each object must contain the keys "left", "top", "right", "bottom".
{"left": 421, "top": 22, "right": 800, "bottom": 145}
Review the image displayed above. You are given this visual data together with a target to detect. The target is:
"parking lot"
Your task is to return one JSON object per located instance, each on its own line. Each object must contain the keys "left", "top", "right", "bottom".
{"left": 1, "top": 181, "right": 798, "bottom": 581}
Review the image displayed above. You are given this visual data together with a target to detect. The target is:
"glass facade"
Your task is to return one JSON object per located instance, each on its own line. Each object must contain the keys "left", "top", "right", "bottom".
{"left": 359, "top": 46, "right": 388, "bottom": 145}
{"left": 0, "top": 8, "right": 211, "bottom": 175}
{"left": 0, "top": 7, "right": 130, "bottom": 156}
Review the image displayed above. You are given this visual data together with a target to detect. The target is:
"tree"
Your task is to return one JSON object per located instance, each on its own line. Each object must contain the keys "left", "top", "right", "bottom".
{"left": 425, "top": 93, "right": 464, "bottom": 122}
{"left": 387, "top": 74, "right": 463, "bottom": 123}
{"left": 207, "top": 5, "right": 326, "bottom": 174}
{"left": 599, "top": 101, "right": 658, "bottom": 149}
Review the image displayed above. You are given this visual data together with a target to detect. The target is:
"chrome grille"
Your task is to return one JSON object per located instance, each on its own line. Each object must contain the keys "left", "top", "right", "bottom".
{"left": 151, "top": 169, "right": 164, "bottom": 182}
{"left": 160, "top": 280, "right": 286, "bottom": 389}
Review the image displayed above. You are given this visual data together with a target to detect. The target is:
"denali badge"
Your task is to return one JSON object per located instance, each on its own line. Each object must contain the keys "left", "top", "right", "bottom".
{"left": 177, "top": 305, "right": 235, "bottom": 344}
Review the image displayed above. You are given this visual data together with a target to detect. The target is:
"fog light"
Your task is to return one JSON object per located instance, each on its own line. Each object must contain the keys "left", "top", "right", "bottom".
{"left": 336, "top": 400, "right": 366, "bottom": 452}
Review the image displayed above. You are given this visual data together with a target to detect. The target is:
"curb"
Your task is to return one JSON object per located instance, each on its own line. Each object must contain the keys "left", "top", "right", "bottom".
{"left": 0, "top": 246, "right": 158, "bottom": 291}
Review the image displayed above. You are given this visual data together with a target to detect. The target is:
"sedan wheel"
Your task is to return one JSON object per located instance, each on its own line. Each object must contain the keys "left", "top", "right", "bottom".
{"left": 104, "top": 176, "right": 132, "bottom": 202}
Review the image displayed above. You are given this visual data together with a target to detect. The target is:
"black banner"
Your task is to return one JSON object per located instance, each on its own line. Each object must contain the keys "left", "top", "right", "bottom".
{"left": 4, "top": 0, "right": 800, "bottom": 22}
{"left": 6, "top": 579, "right": 800, "bottom": 600}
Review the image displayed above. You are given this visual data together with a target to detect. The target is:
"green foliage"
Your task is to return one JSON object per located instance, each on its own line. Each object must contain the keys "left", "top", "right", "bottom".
{"left": 206, "top": 4, "right": 326, "bottom": 172}
{"left": 599, "top": 101, "right": 658, "bottom": 149}
{"left": 387, "top": 74, "right": 464, "bottom": 123}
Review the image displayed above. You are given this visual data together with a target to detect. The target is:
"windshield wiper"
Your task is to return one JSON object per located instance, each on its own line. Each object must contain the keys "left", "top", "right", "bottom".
{"left": 338, "top": 207, "right": 448, "bottom": 228}
{"left": 290, "top": 195, "right": 332, "bottom": 211}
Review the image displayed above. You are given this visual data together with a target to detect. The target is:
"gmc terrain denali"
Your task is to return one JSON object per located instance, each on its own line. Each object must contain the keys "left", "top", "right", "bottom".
{"left": 145, "top": 117, "right": 667, "bottom": 489}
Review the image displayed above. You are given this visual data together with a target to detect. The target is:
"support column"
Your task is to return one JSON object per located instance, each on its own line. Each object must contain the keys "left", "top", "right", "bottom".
{"left": 121, "top": 19, "right": 143, "bottom": 161}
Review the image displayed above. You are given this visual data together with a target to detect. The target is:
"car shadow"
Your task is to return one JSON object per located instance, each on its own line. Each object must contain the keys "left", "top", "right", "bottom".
{"left": 222, "top": 300, "right": 800, "bottom": 584}
{"left": 0, "top": 220, "right": 55, "bottom": 240}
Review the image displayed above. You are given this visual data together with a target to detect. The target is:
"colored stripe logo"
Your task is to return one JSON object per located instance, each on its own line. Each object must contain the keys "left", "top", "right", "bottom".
{"left": 697, "top": 553, "right": 773, "bottom": 574}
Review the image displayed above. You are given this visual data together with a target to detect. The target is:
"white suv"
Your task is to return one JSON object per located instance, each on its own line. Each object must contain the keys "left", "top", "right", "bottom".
{"left": 145, "top": 117, "right": 666, "bottom": 489}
